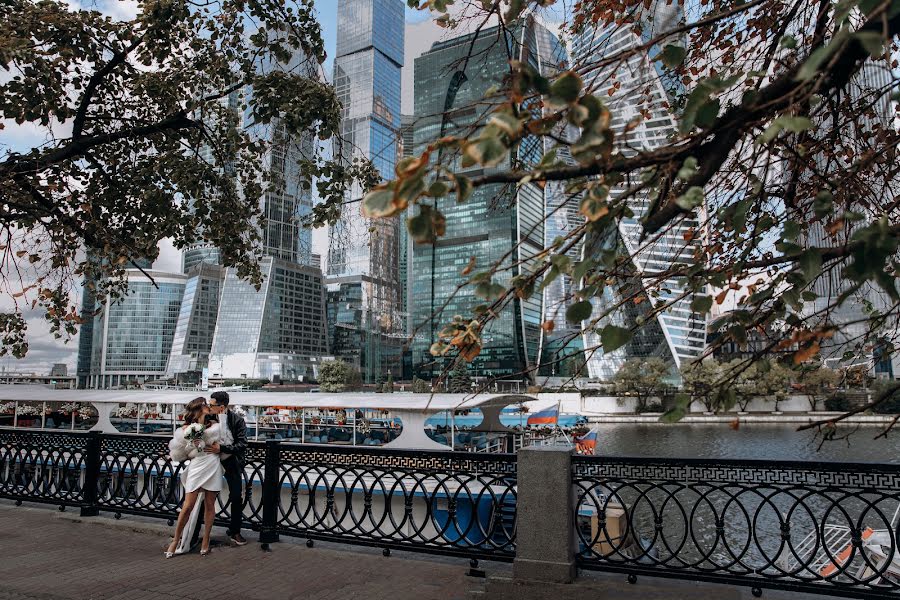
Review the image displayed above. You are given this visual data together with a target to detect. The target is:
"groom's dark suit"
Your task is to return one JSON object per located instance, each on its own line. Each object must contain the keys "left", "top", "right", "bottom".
{"left": 190, "top": 409, "right": 247, "bottom": 545}
{"left": 219, "top": 409, "right": 248, "bottom": 537}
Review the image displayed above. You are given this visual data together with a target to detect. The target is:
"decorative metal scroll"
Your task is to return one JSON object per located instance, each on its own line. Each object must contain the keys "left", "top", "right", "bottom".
{"left": 573, "top": 455, "right": 900, "bottom": 599}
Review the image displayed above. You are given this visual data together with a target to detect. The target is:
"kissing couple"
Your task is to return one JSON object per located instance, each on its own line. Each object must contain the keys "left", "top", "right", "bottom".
{"left": 165, "top": 391, "right": 248, "bottom": 557}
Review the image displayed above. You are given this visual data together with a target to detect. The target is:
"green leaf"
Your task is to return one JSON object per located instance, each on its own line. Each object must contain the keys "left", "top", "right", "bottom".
{"left": 813, "top": 190, "right": 833, "bottom": 218}
{"left": 660, "top": 407, "right": 686, "bottom": 423}
{"left": 453, "top": 174, "right": 473, "bottom": 203}
{"left": 691, "top": 295, "right": 713, "bottom": 314}
{"left": 796, "top": 29, "right": 848, "bottom": 82}
{"left": 798, "top": 249, "right": 822, "bottom": 282}
{"left": 548, "top": 70, "right": 582, "bottom": 105}
{"left": 488, "top": 111, "right": 523, "bottom": 137}
{"left": 464, "top": 136, "right": 508, "bottom": 167}
{"left": 566, "top": 300, "right": 593, "bottom": 323}
{"left": 600, "top": 324, "right": 632, "bottom": 352}
{"left": 361, "top": 188, "right": 395, "bottom": 218}
{"left": 694, "top": 99, "right": 720, "bottom": 128}
{"left": 783, "top": 220, "right": 801, "bottom": 241}
{"left": 779, "top": 35, "right": 797, "bottom": 49}
{"left": 572, "top": 259, "right": 595, "bottom": 283}
{"left": 674, "top": 186, "right": 704, "bottom": 210}
{"left": 660, "top": 44, "right": 686, "bottom": 68}
{"left": 677, "top": 157, "right": 698, "bottom": 181}
{"left": 855, "top": 31, "right": 885, "bottom": 57}
{"left": 428, "top": 180, "right": 449, "bottom": 198}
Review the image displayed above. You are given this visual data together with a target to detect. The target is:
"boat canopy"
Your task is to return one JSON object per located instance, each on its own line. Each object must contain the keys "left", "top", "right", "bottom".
{"left": 0, "top": 386, "right": 532, "bottom": 411}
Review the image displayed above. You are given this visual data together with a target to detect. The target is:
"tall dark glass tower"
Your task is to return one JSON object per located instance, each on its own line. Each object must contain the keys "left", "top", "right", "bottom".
{"left": 410, "top": 20, "right": 548, "bottom": 382}
{"left": 326, "top": 0, "right": 405, "bottom": 382}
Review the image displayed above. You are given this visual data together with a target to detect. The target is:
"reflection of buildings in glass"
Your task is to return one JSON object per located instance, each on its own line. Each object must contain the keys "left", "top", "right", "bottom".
{"left": 77, "top": 256, "right": 154, "bottom": 389}
{"left": 326, "top": 0, "right": 405, "bottom": 381}
{"left": 572, "top": 4, "right": 707, "bottom": 380}
{"left": 166, "top": 262, "right": 225, "bottom": 382}
{"left": 208, "top": 256, "right": 328, "bottom": 382}
{"left": 85, "top": 270, "right": 186, "bottom": 389}
{"left": 410, "top": 20, "right": 549, "bottom": 381}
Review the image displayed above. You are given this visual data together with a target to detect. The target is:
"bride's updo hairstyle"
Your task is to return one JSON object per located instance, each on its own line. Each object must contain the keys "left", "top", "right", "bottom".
{"left": 183, "top": 397, "right": 208, "bottom": 425}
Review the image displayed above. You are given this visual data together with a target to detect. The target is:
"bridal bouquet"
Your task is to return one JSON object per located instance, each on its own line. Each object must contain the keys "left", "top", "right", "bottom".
{"left": 184, "top": 423, "right": 206, "bottom": 459}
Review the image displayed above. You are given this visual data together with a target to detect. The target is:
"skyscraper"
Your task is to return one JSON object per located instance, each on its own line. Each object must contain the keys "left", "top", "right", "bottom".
{"left": 800, "top": 60, "right": 899, "bottom": 377}
{"left": 533, "top": 23, "right": 588, "bottom": 379}
{"left": 410, "top": 19, "right": 549, "bottom": 382}
{"left": 85, "top": 269, "right": 186, "bottom": 389}
{"left": 572, "top": 3, "right": 707, "bottom": 380}
{"left": 326, "top": 0, "right": 405, "bottom": 381}
{"left": 76, "top": 256, "right": 153, "bottom": 389}
{"left": 166, "top": 262, "right": 225, "bottom": 382}
{"left": 177, "top": 51, "right": 327, "bottom": 383}
{"left": 207, "top": 256, "right": 327, "bottom": 382}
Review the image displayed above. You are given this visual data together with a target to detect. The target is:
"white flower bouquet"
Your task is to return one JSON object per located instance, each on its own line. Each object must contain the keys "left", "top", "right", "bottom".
{"left": 183, "top": 423, "right": 206, "bottom": 458}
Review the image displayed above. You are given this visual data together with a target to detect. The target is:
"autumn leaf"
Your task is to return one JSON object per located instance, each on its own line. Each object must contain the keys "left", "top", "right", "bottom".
{"left": 793, "top": 342, "right": 821, "bottom": 364}
{"left": 460, "top": 256, "right": 476, "bottom": 276}
{"left": 541, "top": 320, "right": 555, "bottom": 333}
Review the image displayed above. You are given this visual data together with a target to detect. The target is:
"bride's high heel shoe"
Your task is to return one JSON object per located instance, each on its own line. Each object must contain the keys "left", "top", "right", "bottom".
{"left": 200, "top": 547, "right": 211, "bottom": 556}
{"left": 165, "top": 551, "right": 175, "bottom": 559}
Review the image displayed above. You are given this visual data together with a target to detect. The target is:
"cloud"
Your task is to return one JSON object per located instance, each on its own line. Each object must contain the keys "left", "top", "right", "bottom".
{"left": 153, "top": 238, "right": 182, "bottom": 272}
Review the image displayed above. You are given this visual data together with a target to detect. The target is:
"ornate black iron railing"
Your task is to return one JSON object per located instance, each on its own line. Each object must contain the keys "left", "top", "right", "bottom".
{"left": 272, "top": 442, "right": 517, "bottom": 560}
{"left": 0, "top": 429, "right": 87, "bottom": 508}
{"left": 0, "top": 428, "right": 516, "bottom": 561}
{"left": 573, "top": 455, "right": 900, "bottom": 599}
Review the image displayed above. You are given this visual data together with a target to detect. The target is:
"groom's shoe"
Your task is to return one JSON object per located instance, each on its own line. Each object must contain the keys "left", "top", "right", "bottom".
{"left": 229, "top": 533, "right": 248, "bottom": 546}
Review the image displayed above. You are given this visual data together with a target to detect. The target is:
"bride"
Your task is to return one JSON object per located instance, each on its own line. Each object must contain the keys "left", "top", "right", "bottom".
{"left": 165, "top": 397, "right": 223, "bottom": 557}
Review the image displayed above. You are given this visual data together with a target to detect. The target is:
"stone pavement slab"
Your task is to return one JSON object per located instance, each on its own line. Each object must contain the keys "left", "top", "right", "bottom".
{"left": 0, "top": 504, "right": 481, "bottom": 600}
{"left": 0, "top": 503, "right": 847, "bottom": 600}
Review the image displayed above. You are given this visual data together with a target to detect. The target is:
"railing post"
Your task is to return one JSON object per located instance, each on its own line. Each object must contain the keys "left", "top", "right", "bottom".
{"left": 259, "top": 439, "right": 280, "bottom": 546}
{"left": 80, "top": 431, "right": 102, "bottom": 517}
{"left": 513, "top": 445, "right": 576, "bottom": 583}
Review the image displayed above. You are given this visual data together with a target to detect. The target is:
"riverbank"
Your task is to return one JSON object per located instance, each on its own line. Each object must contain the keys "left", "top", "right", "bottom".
{"left": 585, "top": 412, "right": 896, "bottom": 425}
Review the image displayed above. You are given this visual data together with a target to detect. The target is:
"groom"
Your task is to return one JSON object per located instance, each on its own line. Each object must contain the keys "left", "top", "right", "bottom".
{"left": 190, "top": 390, "right": 248, "bottom": 547}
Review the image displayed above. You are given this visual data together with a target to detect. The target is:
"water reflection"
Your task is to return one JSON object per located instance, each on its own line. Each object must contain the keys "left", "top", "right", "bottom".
{"left": 592, "top": 424, "right": 900, "bottom": 463}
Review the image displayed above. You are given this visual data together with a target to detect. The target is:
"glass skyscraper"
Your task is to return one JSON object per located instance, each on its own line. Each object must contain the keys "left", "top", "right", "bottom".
{"left": 166, "top": 262, "right": 225, "bottom": 382}
{"left": 410, "top": 20, "right": 548, "bottom": 381}
{"left": 572, "top": 2, "right": 707, "bottom": 380}
{"left": 85, "top": 269, "right": 186, "bottom": 389}
{"left": 208, "top": 256, "right": 328, "bottom": 382}
{"left": 326, "top": 0, "right": 405, "bottom": 381}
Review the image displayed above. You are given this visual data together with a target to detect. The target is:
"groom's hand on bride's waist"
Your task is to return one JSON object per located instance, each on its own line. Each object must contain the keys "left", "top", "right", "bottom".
{"left": 204, "top": 442, "right": 221, "bottom": 454}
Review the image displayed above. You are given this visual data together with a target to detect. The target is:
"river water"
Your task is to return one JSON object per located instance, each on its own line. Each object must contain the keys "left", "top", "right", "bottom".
{"left": 591, "top": 423, "right": 900, "bottom": 463}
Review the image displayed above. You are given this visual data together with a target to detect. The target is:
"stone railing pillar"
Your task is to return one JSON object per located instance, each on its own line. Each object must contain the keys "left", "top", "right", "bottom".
{"left": 513, "top": 445, "right": 576, "bottom": 583}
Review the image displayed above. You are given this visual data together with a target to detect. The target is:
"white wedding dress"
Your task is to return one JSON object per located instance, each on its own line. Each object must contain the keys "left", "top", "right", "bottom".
{"left": 167, "top": 422, "right": 224, "bottom": 554}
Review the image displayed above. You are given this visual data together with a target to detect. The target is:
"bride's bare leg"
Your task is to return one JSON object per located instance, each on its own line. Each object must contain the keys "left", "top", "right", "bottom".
{"left": 167, "top": 490, "right": 200, "bottom": 554}
{"left": 201, "top": 491, "right": 218, "bottom": 552}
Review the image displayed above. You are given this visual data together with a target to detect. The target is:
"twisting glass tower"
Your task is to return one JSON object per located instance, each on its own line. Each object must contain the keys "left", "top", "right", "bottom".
{"left": 572, "top": 2, "right": 707, "bottom": 380}
{"left": 326, "top": 0, "right": 405, "bottom": 382}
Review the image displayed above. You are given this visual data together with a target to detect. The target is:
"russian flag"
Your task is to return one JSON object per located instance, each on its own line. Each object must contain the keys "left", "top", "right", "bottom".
{"left": 527, "top": 405, "right": 559, "bottom": 426}
{"left": 575, "top": 430, "right": 598, "bottom": 454}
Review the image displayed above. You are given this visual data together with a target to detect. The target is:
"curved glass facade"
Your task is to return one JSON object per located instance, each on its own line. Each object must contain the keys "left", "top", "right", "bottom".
{"left": 409, "top": 20, "right": 548, "bottom": 381}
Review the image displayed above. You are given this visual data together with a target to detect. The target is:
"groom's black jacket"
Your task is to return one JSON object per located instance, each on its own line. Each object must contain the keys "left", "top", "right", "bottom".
{"left": 220, "top": 409, "right": 248, "bottom": 467}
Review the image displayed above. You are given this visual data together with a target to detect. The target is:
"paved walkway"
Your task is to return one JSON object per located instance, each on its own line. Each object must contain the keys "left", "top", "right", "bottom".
{"left": 0, "top": 503, "right": 839, "bottom": 600}
{"left": 0, "top": 504, "right": 483, "bottom": 600}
